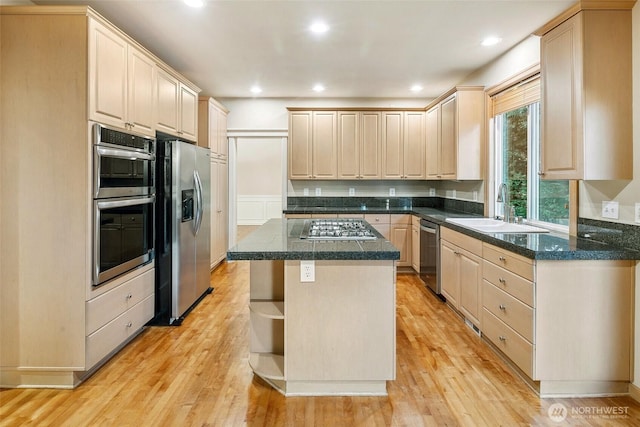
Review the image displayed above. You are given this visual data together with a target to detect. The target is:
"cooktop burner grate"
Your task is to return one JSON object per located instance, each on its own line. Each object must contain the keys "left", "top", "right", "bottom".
{"left": 300, "top": 219, "right": 378, "bottom": 240}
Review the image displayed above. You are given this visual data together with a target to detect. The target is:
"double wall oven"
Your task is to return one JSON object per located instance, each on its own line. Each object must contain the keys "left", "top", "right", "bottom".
{"left": 92, "top": 124, "right": 155, "bottom": 287}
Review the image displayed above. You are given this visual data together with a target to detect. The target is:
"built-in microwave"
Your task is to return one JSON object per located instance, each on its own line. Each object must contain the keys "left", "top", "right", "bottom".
{"left": 93, "top": 123, "right": 155, "bottom": 199}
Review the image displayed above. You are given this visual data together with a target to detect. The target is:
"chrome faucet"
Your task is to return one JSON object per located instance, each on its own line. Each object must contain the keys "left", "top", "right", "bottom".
{"left": 496, "top": 182, "right": 511, "bottom": 223}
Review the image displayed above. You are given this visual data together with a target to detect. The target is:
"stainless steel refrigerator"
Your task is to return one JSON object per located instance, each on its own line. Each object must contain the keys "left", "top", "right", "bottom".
{"left": 153, "top": 136, "right": 212, "bottom": 325}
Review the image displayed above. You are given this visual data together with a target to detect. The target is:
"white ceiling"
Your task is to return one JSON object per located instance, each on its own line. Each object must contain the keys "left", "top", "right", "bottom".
{"left": 31, "top": 0, "right": 574, "bottom": 99}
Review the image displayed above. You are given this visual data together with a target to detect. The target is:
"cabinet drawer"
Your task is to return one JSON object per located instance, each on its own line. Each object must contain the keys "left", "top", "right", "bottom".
{"left": 441, "top": 227, "right": 482, "bottom": 256}
{"left": 86, "top": 294, "right": 154, "bottom": 368}
{"left": 86, "top": 268, "right": 155, "bottom": 335}
{"left": 483, "top": 260, "right": 533, "bottom": 306}
{"left": 482, "top": 309, "right": 533, "bottom": 379}
{"left": 338, "top": 213, "right": 364, "bottom": 218}
{"left": 482, "top": 280, "right": 533, "bottom": 342}
{"left": 364, "top": 213, "right": 390, "bottom": 225}
{"left": 482, "top": 244, "right": 533, "bottom": 281}
{"left": 390, "top": 214, "right": 411, "bottom": 225}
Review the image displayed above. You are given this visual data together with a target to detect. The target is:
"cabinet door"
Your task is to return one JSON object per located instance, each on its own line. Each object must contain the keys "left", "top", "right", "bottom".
{"left": 403, "top": 111, "right": 425, "bottom": 179}
{"left": 127, "top": 45, "right": 155, "bottom": 136}
{"left": 360, "top": 111, "right": 382, "bottom": 179}
{"left": 440, "top": 241, "right": 459, "bottom": 307}
{"left": 210, "top": 159, "right": 218, "bottom": 267}
{"left": 179, "top": 84, "right": 198, "bottom": 141}
{"left": 217, "top": 161, "right": 229, "bottom": 263}
{"left": 382, "top": 112, "right": 403, "bottom": 178}
{"left": 88, "top": 18, "right": 128, "bottom": 128}
{"left": 217, "top": 108, "right": 228, "bottom": 158}
{"left": 391, "top": 224, "right": 411, "bottom": 267}
{"left": 156, "top": 68, "right": 180, "bottom": 135}
{"left": 439, "top": 95, "right": 457, "bottom": 179}
{"left": 312, "top": 111, "right": 337, "bottom": 179}
{"left": 541, "top": 14, "right": 582, "bottom": 179}
{"left": 459, "top": 250, "right": 482, "bottom": 327}
{"left": 288, "top": 111, "right": 312, "bottom": 179}
{"left": 425, "top": 106, "right": 440, "bottom": 179}
{"left": 411, "top": 224, "right": 420, "bottom": 272}
{"left": 337, "top": 111, "right": 359, "bottom": 179}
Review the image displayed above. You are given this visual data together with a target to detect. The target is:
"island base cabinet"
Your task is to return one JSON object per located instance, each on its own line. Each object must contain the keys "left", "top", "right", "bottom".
{"left": 247, "top": 259, "right": 396, "bottom": 396}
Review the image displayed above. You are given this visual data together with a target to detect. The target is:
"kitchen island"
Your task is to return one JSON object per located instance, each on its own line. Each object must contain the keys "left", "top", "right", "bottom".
{"left": 227, "top": 218, "right": 400, "bottom": 396}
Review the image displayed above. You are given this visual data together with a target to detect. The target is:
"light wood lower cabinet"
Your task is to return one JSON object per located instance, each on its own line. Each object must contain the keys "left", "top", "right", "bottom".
{"left": 411, "top": 216, "right": 420, "bottom": 272}
{"left": 365, "top": 214, "right": 411, "bottom": 268}
{"left": 440, "top": 228, "right": 482, "bottom": 327}
{"left": 248, "top": 259, "right": 396, "bottom": 396}
{"left": 480, "top": 242, "right": 633, "bottom": 396}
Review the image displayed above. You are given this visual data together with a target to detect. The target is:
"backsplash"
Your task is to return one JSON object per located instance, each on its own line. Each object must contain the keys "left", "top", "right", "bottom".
{"left": 287, "top": 196, "right": 484, "bottom": 215}
{"left": 578, "top": 218, "right": 640, "bottom": 252}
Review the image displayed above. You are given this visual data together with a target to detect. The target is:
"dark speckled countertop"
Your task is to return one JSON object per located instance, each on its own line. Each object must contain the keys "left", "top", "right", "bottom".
{"left": 282, "top": 205, "right": 640, "bottom": 261}
{"left": 227, "top": 218, "right": 400, "bottom": 261}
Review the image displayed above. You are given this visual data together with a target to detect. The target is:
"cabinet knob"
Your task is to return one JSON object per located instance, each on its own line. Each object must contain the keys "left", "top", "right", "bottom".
{"left": 453, "top": 251, "right": 460, "bottom": 255}
{"left": 499, "top": 304, "right": 506, "bottom": 311}
{"left": 498, "top": 256, "right": 506, "bottom": 262}
{"left": 499, "top": 335, "right": 507, "bottom": 342}
{"left": 538, "top": 171, "right": 545, "bottom": 176}
{"left": 126, "top": 293, "right": 132, "bottom": 300}
{"left": 126, "top": 322, "right": 133, "bottom": 328}
{"left": 498, "top": 278, "right": 506, "bottom": 284}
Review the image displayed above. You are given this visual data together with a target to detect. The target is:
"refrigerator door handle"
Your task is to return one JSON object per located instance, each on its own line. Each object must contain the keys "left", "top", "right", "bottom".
{"left": 193, "top": 170, "right": 203, "bottom": 235}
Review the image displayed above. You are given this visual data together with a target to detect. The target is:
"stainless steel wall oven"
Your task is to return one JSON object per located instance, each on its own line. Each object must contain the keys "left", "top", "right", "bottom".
{"left": 92, "top": 124, "right": 155, "bottom": 287}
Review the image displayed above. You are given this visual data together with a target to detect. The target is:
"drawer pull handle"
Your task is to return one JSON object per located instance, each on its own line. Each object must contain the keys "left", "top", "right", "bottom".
{"left": 499, "top": 304, "right": 506, "bottom": 311}
{"left": 498, "top": 256, "right": 506, "bottom": 262}
{"left": 454, "top": 251, "right": 460, "bottom": 255}
{"left": 498, "top": 278, "right": 506, "bottom": 284}
{"left": 499, "top": 335, "right": 507, "bottom": 342}
{"left": 126, "top": 322, "right": 132, "bottom": 328}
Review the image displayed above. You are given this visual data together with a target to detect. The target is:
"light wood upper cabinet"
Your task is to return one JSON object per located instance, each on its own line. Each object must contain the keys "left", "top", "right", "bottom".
{"left": 288, "top": 110, "right": 337, "bottom": 179}
{"left": 425, "top": 87, "right": 484, "bottom": 180}
{"left": 382, "top": 111, "right": 425, "bottom": 179}
{"left": 337, "top": 111, "right": 382, "bottom": 179}
{"left": 156, "top": 67, "right": 198, "bottom": 142}
{"left": 88, "top": 18, "right": 155, "bottom": 137}
{"left": 539, "top": 8, "right": 632, "bottom": 180}
{"left": 198, "top": 97, "right": 229, "bottom": 158}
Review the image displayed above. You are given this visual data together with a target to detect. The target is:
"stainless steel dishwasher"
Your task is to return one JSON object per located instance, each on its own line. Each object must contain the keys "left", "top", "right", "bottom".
{"left": 419, "top": 218, "right": 444, "bottom": 300}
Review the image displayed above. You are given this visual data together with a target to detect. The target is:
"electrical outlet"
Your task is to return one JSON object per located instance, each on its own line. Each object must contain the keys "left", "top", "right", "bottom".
{"left": 315, "top": 188, "right": 321, "bottom": 196}
{"left": 349, "top": 188, "right": 355, "bottom": 196}
{"left": 635, "top": 203, "right": 640, "bottom": 223}
{"left": 303, "top": 188, "right": 309, "bottom": 196}
{"left": 429, "top": 188, "right": 435, "bottom": 196}
{"left": 300, "top": 260, "right": 315, "bottom": 282}
{"left": 602, "top": 201, "right": 619, "bottom": 219}
{"left": 389, "top": 188, "right": 395, "bottom": 196}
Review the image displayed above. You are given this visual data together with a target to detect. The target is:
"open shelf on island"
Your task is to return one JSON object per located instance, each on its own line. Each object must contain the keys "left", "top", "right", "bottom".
{"left": 249, "top": 301, "right": 284, "bottom": 319}
{"left": 249, "top": 352, "right": 284, "bottom": 380}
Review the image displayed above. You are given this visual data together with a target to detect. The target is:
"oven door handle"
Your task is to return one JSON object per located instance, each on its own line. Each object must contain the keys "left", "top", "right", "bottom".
{"left": 96, "top": 146, "right": 155, "bottom": 161}
{"left": 96, "top": 195, "right": 155, "bottom": 210}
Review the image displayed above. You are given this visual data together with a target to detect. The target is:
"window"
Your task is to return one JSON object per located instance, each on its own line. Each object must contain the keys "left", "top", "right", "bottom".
{"left": 492, "top": 76, "right": 569, "bottom": 228}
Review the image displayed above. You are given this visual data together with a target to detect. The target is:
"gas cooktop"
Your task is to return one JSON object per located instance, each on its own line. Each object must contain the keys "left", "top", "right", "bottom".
{"left": 300, "top": 219, "right": 378, "bottom": 240}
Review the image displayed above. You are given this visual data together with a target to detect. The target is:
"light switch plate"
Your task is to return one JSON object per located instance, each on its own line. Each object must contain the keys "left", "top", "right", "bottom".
{"left": 349, "top": 188, "right": 355, "bottom": 196}
{"left": 602, "top": 201, "right": 619, "bottom": 219}
{"left": 429, "top": 188, "right": 436, "bottom": 196}
{"left": 473, "top": 191, "right": 478, "bottom": 201}
{"left": 389, "top": 188, "right": 395, "bottom": 196}
{"left": 315, "top": 188, "right": 321, "bottom": 196}
{"left": 452, "top": 189, "right": 457, "bottom": 198}
{"left": 635, "top": 203, "right": 640, "bottom": 223}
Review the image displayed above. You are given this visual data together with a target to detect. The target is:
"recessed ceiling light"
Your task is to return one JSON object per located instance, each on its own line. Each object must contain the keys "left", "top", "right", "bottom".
{"left": 481, "top": 36, "right": 502, "bottom": 46}
{"left": 410, "top": 84, "right": 423, "bottom": 93}
{"left": 250, "top": 85, "right": 262, "bottom": 94}
{"left": 184, "top": 0, "right": 205, "bottom": 7}
{"left": 309, "top": 21, "right": 330, "bottom": 35}
{"left": 312, "top": 84, "right": 325, "bottom": 93}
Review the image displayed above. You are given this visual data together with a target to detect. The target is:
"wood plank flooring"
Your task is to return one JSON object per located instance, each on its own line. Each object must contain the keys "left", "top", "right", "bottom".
{"left": 2, "top": 261, "right": 639, "bottom": 426}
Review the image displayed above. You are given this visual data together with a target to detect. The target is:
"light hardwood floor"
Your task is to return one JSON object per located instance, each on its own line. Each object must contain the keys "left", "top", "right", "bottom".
{"left": 1, "top": 262, "right": 639, "bottom": 426}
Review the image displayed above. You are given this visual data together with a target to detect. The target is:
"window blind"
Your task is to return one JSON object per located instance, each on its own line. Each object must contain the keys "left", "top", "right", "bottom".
{"left": 491, "top": 75, "right": 540, "bottom": 117}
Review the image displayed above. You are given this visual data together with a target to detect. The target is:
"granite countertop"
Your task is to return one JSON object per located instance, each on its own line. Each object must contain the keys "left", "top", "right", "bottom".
{"left": 227, "top": 218, "right": 400, "bottom": 261}
{"left": 284, "top": 205, "right": 640, "bottom": 261}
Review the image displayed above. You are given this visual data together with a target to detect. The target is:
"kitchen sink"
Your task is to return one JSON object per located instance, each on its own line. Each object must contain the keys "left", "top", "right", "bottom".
{"left": 445, "top": 217, "right": 549, "bottom": 234}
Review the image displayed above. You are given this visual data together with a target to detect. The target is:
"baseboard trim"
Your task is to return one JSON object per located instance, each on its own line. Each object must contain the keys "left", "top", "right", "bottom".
{"left": 629, "top": 382, "right": 640, "bottom": 403}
